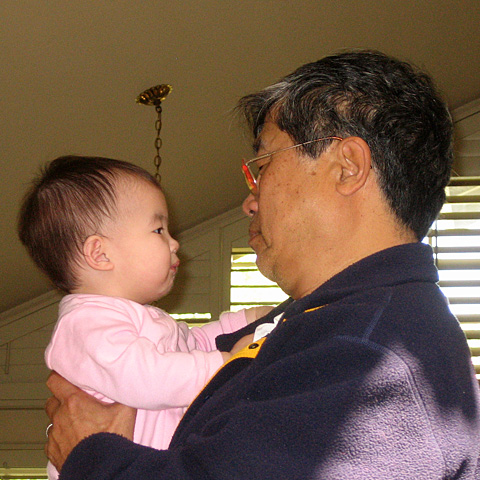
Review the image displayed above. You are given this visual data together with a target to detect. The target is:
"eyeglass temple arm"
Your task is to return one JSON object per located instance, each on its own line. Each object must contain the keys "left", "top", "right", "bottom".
{"left": 242, "top": 160, "right": 256, "bottom": 188}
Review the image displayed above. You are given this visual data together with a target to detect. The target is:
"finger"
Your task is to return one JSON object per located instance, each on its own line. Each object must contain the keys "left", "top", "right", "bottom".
{"left": 45, "top": 429, "right": 63, "bottom": 472}
{"left": 45, "top": 395, "right": 60, "bottom": 420}
{"left": 46, "top": 371, "right": 82, "bottom": 400}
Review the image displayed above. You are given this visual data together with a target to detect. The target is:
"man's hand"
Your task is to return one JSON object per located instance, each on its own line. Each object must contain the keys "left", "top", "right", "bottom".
{"left": 45, "top": 371, "right": 137, "bottom": 472}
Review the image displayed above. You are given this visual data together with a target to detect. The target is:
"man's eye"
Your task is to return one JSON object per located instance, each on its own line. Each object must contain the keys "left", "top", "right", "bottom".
{"left": 154, "top": 228, "right": 164, "bottom": 234}
{"left": 257, "top": 157, "right": 271, "bottom": 171}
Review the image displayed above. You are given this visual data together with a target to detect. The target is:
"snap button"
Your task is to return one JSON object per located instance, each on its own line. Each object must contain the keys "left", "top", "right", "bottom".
{"left": 248, "top": 343, "right": 259, "bottom": 349}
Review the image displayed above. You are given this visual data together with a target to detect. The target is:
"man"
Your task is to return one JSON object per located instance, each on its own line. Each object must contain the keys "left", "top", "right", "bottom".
{"left": 45, "top": 50, "right": 480, "bottom": 479}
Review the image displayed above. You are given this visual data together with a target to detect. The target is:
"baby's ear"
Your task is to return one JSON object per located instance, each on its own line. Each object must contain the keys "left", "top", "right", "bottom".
{"left": 83, "top": 235, "right": 113, "bottom": 271}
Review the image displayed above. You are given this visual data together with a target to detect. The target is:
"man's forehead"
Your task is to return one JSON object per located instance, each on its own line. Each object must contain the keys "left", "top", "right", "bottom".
{"left": 253, "top": 122, "right": 289, "bottom": 153}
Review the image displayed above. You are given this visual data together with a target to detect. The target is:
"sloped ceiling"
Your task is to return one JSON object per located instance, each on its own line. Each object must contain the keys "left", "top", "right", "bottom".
{"left": 1, "top": 0, "right": 480, "bottom": 314}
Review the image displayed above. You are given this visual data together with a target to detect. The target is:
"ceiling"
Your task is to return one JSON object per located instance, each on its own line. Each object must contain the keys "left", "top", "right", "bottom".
{"left": 1, "top": 0, "right": 480, "bottom": 315}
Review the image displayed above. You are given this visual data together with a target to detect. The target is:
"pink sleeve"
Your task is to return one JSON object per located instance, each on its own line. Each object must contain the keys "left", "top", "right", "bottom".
{"left": 45, "top": 302, "right": 225, "bottom": 410}
{"left": 184, "top": 309, "right": 249, "bottom": 351}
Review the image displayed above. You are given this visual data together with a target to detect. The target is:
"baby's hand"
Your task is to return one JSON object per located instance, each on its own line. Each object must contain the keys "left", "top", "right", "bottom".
{"left": 220, "top": 333, "right": 255, "bottom": 362}
{"left": 245, "top": 306, "right": 274, "bottom": 324}
{"left": 230, "top": 333, "right": 255, "bottom": 355}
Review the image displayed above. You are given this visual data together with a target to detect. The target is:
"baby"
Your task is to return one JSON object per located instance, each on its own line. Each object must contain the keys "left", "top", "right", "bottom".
{"left": 18, "top": 155, "right": 270, "bottom": 478}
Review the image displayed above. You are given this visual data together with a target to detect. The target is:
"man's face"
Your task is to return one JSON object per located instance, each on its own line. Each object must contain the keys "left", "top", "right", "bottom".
{"left": 242, "top": 121, "right": 335, "bottom": 299}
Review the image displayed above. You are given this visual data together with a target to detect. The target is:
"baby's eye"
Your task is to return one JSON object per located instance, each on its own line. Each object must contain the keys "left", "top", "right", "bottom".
{"left": 154, "top": 227, "right": 164, "bottom": 234}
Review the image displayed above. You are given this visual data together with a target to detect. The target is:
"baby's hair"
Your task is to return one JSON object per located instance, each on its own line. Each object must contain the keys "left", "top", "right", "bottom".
{"left": 18, "top": 155, "right": 160, "bottom": 293}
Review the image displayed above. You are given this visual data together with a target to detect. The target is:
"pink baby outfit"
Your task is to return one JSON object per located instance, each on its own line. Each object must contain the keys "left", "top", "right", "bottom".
{"left": 45, "top": 294, "right": 248, "bottom": 479}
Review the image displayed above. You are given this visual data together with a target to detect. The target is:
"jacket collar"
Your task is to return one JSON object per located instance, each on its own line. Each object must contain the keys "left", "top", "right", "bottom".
{"left": 283, "top": 242, "right": 438, "bottom": 318}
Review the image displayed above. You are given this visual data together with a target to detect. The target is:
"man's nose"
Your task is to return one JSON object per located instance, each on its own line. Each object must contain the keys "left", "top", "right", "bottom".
{"left": 242, "top": 193, "right": 257, "bottom": 217}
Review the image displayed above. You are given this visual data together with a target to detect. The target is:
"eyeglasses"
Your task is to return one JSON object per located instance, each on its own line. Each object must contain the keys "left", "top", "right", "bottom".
{"left": 241, "top": 136, "right": 343, "bottom": 194}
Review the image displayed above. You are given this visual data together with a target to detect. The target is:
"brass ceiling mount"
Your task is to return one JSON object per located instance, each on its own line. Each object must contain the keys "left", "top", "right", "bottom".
{"left": 136, "top": 84, "right": 172, "bottom": 106}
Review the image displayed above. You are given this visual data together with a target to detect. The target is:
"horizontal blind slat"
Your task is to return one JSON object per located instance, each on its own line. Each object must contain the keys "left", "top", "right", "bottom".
{"left": 428, "top": 229, "right": 480, "bottom": 236}
{"left": 445, "top": 195, "right": 480, "bottom": 203}
{"left": 438, "top": 212, "right": 480, "bottom": 220}
{"left": 439, "top": 280, "right": 480, "bottom": 287}
{"left": 448, "top": 177, "right": 480, "bottom": 187}
{"left": 436, "top": 259, "right": 480, "bottom": 269}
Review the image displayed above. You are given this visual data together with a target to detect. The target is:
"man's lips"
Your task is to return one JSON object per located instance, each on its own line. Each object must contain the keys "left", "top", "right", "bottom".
{"left": 171, "top": 260, "right": 180, "bottom": 272}
{"left": 248, "top": 228, "right": 261, "bottom": 243}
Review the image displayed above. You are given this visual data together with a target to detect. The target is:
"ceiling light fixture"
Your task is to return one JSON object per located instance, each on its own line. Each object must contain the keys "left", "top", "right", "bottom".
{"left": 136, "top": 84, "right": 172, "bottom": 183}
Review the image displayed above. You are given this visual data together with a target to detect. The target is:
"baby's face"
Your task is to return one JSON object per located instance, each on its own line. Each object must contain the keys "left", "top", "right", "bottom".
{"left": 104, "top": 177, "right": 180, "bottom": 304}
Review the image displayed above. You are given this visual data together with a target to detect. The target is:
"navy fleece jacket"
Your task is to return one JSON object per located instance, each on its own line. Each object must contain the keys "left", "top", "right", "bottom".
{"left": 59, "top": 243, "right": 480, "bottom": 479}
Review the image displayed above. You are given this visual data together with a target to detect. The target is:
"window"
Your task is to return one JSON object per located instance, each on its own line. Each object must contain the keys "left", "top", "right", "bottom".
{"left": 426, "top": 176, "right": 480, "bottom": 378}
{"left": 169, "top": 313, "right": 212, "bottom": 327}
{"left": 0, "top": 467, "right": 47, "bottom": 479}
{"left": 230, "top": 248, "right": 288, "bottom": 311}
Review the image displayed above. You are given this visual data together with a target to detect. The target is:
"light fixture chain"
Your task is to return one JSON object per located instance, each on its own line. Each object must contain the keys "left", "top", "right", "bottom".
{"left": 154, "top": 105, "right": 163, "bottom": 182}
{"left": 135, "top": 84, "right": 172, "bottom": 184}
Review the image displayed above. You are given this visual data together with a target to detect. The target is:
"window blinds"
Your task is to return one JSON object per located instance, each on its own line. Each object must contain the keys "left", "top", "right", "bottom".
{"left": 426, "top": 176, "right": 480, "bottom": 378}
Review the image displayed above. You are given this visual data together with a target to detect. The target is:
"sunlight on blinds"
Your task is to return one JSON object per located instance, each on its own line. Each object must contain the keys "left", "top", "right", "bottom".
{"left": 0, "top": 467, "right": 47, "bottom": 479}
{"left": 230, "top": 249, "right": 288, "bottom": 311}
{"left": 170, "top": 313, "right": 211, "bottom": 327}
{"left": 425, "top": 177, "right": 480, "bottom": 377}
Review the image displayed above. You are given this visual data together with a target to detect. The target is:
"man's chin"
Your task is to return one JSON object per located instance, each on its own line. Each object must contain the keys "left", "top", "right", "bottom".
{"left": 255, "top": 252, "right": 275, "bottom": 283}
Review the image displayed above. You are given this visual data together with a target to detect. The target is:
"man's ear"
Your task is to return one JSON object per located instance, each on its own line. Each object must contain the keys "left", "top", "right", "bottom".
{"left": 335, "top": 137, "right": 372, "bottom": 196}
{"left": 83, "top": 235, "right": 114, "bottom": 271}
